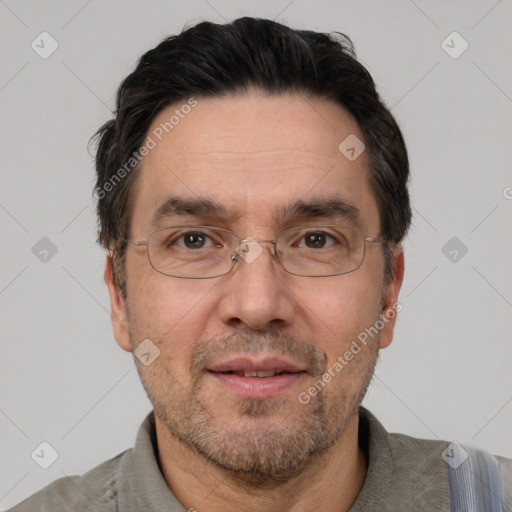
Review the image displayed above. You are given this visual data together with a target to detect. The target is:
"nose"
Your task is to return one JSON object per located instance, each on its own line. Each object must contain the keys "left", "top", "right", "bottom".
{"left": 218, "top": 239, "right": 296, "bottom": 331}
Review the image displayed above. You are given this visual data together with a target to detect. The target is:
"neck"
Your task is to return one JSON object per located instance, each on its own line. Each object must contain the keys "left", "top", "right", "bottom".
{"left": 155, "top": 411, "right": 367, "bottom": 512}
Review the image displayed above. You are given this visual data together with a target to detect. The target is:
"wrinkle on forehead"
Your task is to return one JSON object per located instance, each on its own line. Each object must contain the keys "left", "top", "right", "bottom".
{"left": 151, "top": 152, "right": 351, "bottom": 178}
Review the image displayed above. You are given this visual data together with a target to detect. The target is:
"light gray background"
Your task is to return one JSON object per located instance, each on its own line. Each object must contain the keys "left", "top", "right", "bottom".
{"left": 1, "top": 0, "right": 511, "bottom": 508}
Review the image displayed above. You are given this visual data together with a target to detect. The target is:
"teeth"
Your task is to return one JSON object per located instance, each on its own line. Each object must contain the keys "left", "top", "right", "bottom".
{"left": 254, "top": 370, "right": 277, "bottom": 377}
{"left": 235, "top": 370, "right": 279, "bottom": 377}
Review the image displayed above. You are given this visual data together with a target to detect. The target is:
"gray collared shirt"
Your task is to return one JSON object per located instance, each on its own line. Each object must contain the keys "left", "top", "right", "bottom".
{"left": 8, "top": 407, "right": 512, "bottom": 511}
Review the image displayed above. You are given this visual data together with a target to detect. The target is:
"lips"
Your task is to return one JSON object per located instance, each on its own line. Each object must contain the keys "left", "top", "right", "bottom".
{"left": 207, "top": 356, "right": 306, "bottom": 376}
{"left": 205, "top": 355, "right": 307, "bottom": 398}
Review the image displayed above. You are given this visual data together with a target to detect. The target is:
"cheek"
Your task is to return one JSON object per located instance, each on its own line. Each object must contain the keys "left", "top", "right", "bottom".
{"left": 125, "top": 260, "right": 215, "bottom": 361}
{"left": 292, "top": 271, "right": 382, "bottom": 357}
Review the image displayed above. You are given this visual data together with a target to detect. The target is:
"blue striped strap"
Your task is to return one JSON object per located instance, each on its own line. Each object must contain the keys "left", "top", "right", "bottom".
{"left": 445, "top": 442, "right": 503, "bottom": 512}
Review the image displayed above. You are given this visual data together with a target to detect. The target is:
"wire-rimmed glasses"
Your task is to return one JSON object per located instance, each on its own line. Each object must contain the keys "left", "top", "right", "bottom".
{"left": 126, "top": 225, "right": 383, "bottom": 279}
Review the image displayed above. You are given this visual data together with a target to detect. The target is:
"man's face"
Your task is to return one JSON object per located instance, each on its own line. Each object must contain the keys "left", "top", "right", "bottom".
{"left": 106, "top": 91, "right": 403, "bottom": 480}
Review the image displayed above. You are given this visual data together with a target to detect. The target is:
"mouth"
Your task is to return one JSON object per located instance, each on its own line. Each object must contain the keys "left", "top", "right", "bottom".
{"left": 205, "top": 356, "right": 308, "bottom": 398}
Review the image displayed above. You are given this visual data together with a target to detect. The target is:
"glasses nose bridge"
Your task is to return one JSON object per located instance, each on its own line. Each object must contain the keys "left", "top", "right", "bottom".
{"left": 232, "top": 236, "right": 279, "bottom": 266}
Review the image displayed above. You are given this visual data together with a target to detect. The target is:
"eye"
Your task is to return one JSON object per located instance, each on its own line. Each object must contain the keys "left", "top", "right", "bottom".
{"left": 176, "top": 231, "right": 217, "bottom": 249}
{"left": 300, "top": 231, "right": 336, "bottom": 249}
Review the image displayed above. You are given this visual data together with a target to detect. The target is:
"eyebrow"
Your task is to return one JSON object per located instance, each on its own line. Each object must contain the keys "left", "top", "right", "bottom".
{"left": 151, "top": 196, "right": 362, "bottom": 229}
{"left": 151, "top": 197, "right": 233, "bottom": 226}
{"left": 277, "top": 198, "right": 363, "bottom": 228}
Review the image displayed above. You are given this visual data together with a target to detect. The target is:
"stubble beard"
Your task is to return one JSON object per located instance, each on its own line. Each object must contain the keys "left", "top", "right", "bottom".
{"left": 134, "top": 329, "right": 379, "bottom": 486}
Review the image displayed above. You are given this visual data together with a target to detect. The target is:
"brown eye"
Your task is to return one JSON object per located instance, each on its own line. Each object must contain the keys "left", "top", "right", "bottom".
{"left": 182, "top": 232, "right": 208, "bottom": 249}
{"left": 303, "top": 232, "right": 330, "bottom": 249}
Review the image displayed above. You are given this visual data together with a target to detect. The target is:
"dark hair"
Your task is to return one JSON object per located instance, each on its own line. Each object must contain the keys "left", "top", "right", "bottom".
{"left": 92, "top": 17, "right": 411, "bottom": 295}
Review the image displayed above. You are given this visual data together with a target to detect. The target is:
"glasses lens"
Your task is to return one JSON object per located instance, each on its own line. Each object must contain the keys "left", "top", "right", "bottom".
{"left": 147, "top": 227, "right": 238, "bottom": 278}
{"left": 276, "top": 226, "right": 365, "bottom": 277}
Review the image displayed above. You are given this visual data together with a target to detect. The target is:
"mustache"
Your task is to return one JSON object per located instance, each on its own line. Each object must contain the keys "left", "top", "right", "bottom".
{"left": 189, "top": 331, "right": 327, "bottom": 377}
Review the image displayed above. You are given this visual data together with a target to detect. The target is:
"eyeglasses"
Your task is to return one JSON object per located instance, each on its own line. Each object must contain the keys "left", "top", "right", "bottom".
{"left": 126, "top": 225, "right": 383, "bottom": 279}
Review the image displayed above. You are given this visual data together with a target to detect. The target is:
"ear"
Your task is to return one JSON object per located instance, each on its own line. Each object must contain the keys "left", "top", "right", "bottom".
{"left": 378, "top": 245, "right": 405, "bottom": 349}
{"left": 104, "top": 254, "right": 132, "bottom": 352}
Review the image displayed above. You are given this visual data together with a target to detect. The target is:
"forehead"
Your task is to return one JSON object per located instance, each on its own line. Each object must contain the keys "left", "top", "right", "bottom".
{"left": 130, "top": 92, "right": 379, "bottom": 235}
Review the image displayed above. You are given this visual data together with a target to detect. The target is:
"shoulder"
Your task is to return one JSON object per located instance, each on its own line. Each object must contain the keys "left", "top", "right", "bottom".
{"left": 387, "top": 431, "right": 512, "bottom": 510}
{"left": 355, "top": 407, "right": 512, "bottom": 511}
{"left": 7, "top": 449, "right": 131, "bottom": 512}
{"left": 386, "top": 430, "right": 453, "bottom": 504}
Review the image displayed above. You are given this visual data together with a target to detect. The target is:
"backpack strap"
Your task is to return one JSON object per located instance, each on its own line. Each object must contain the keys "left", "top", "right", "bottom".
{"left": 445, "top": 442, "right": 503, "bottom": 512}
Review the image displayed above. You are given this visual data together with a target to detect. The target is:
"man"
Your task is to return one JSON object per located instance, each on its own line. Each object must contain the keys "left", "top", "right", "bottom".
{"left": 9, "top": 17, "right": 511, "bottom": 512}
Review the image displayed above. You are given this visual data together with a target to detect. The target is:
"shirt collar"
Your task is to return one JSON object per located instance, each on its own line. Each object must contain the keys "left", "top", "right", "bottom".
{"left": 116, "top": 411, "right": 186, "bottom": 512}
